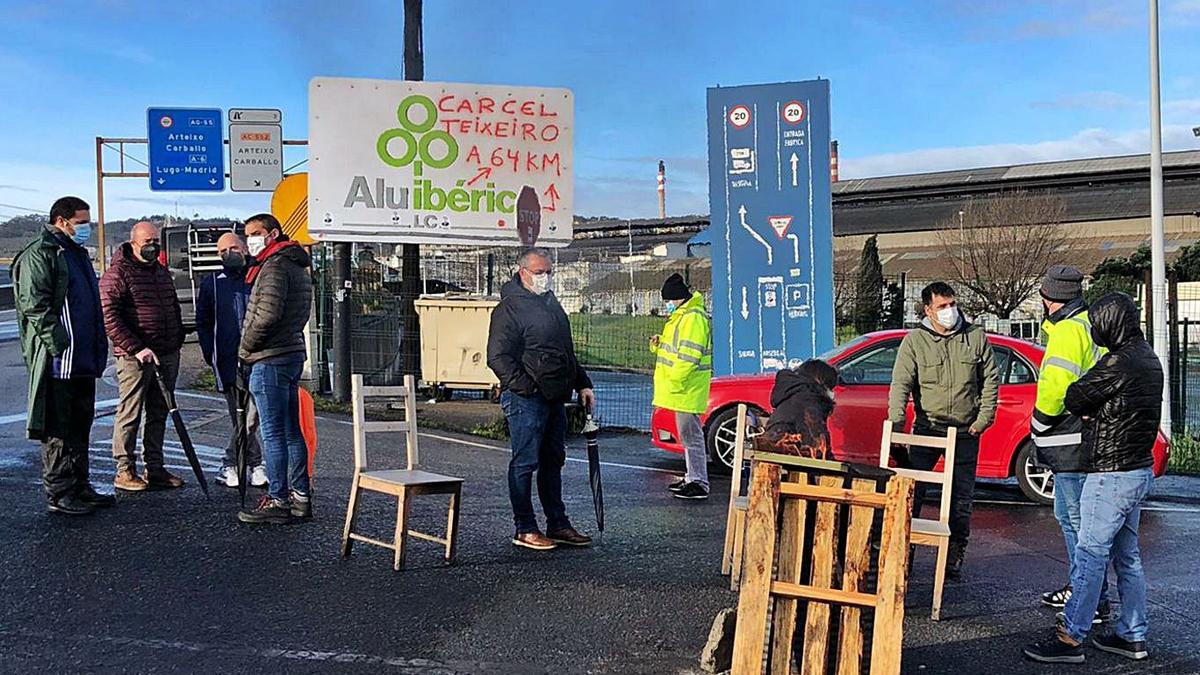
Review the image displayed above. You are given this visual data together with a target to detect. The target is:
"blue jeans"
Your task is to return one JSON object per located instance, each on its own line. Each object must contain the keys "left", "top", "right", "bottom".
{"left": 1064, "top": 468, "right": 1154, "bottom": 643}
{"left": 249, "top": 356, "right": 309, "bottom": 502}
{"left": 1053, "top": 472, "right": 1108, "bottom": 599}
{"left": 501, "top": 391, "right": 571, "bottom": 535}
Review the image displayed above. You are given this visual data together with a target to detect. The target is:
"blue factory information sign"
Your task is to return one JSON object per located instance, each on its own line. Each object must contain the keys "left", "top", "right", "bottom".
{"left": 705, "top": 80, "right": 834, "bottom": 376}
{"left": 147, "top": 107, "right": 225, "bottom": 191}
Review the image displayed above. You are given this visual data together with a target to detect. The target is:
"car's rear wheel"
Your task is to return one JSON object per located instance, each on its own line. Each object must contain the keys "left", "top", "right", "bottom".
{"left": 1015, "top": 442, "right": 1055, "bottom": 505}
{"left": 705, "top": 406, "right": 760, "bottom": 474}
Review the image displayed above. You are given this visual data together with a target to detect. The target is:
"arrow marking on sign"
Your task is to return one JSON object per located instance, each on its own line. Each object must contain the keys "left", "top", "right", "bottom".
{"left": 741, "top": 286, "right": 749, "bottom": 320}
{"left": 738, "top": 205, "right": 773, "bottom": 265}
{"left": 209, "top": 178, "right": 218, "bottom": 185}
{"left": 156, "top": 178, "right": 165, "bottom": 185}
{"left": 790, "top": 152, "right": 799, "bottom": 187}
{"left": 787, "top": 233, "right": 800, "bottom": 264}
{"left": 542, "top": 183, "right": 560, "bottom": 212}
{"left": 467, "top": 166, "right": 493, "bottom": 187}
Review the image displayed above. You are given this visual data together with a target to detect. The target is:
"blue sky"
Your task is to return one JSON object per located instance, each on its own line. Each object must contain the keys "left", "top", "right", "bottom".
{"left": 1, "top": 0, "right": 1199, "bottom": 222}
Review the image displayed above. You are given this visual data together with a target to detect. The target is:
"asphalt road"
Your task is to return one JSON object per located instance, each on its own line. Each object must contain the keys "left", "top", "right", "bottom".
{"left": 1, "top": 339, "right": 1199, "bottom": 674}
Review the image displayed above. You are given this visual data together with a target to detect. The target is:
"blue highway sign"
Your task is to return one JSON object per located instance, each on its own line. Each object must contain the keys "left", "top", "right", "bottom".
{"left": 706, "top": 80, "right": 834, "bottom": 376}
{"left": 147, "top": 108, "right": 225, "bottom": 191}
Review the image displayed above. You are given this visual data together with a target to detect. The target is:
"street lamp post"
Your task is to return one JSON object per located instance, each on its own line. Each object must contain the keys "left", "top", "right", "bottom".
{"left": 1149, "top": 0, "right": 1172, "bottom": 433}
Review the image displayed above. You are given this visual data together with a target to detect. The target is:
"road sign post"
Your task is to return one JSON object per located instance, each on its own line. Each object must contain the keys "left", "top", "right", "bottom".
{"left": 147, "top": 108, "right": 224, "bottom": 191}
{"left": 229, "top": 108, "right": 283, "bottom": 192}
{"left": 706, "top": 80, "right": 834, "bottom": 376}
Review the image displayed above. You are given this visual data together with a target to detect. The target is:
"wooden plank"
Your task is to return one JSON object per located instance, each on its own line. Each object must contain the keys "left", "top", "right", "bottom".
{"left": 869, "top": 476, "right": 915, "bottom": 675}
{"left": 889, "top": 431, "right": 953, "bottom": 448}
{"left": 723, "top": 404, "right": 749, "bottom": 576}
{"left": 801, "top": 475, "right": 843, "bottom": 675}
{"left": 769, "top": 582, "right": 875, "bottom": 609}
{"left": 357, "top": 385, "right": 410, "bottom": 399}
{"left": 836, "top": 478, "right": 877, "bottom": 675}
{"left": 750, "top": 451, "right": 853, "bottom": 474}
{"left": 348, "top": 533, "right": 397, "bottom": 550}
{"left": 362, "top": 420, "right": 411, "bottom": 434}
{"left": 407, "top": 530, "right": 449, "bottom": 545}
{"left": 731, "top": 463, "right": 782, "bottom": 675}
{"left": 888, "top": 467, "right": 950, "bottom": 487}
{"left": 770, "top": 473, "right": 809, "bottom": 675}
{"left": 780, "top": 482, "right": 889, "bottom": 508}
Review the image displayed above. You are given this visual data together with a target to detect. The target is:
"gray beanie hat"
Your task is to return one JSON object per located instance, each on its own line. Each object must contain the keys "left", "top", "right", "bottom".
{"left": 1040, "top": 264, "right": 1084, "bottom": 302}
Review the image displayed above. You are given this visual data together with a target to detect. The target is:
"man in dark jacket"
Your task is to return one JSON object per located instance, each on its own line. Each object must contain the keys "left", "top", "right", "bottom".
{"left": 487, "top": 248, "right": 595, "bottom": 551}
{"left": 100, "top": 221, "right": 185, "bottom": 492}
{"left": 14, "top": 196, "right": 113, "bottom": 515}
{"left": 196, "top": 232, "right": 264, "bottom": 488}
{"left": 236, "top": 214, "right": 314, "bottom": 525}
{"left": 888, "top": 281, "right": 999, "bottom": 580}
{"left": 1024, "top": 292, "right": 1162, "bottom": 665}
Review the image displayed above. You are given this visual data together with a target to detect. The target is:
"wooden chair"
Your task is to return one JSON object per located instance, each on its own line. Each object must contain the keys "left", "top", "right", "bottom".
{"left": 878, "top": 420, "right": 957, "bottom": 620}
{"left": 341, "top": 374, "right": 463, "bottom": 571}
{"left": 731, "top": 461, "right": 916, "bottom": 675}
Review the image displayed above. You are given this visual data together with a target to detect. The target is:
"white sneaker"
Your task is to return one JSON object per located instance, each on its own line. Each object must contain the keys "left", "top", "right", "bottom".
{"left": 250, "top": 465, "right": 268, "bottom": 488}
{"left": 217, "top": 466, "right": 239, "bottom": 488}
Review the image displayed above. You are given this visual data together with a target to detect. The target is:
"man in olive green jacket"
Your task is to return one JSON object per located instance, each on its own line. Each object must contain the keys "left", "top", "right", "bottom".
{"left": 889, "top": 281, "right": 998, "bottom": 579}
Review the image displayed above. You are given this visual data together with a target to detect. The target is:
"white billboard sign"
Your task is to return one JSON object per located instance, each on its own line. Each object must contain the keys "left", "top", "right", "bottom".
{"left": 308, "top": 77, "right": 573, "bottom": 246}
{"left": 229, "top": 122, "right": 283, "bottom": 192}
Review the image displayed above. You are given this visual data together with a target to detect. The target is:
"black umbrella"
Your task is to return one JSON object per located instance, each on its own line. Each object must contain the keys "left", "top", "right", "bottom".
{"left": 583, "top": 414, "right": 604, "bottom": 532}
{"left": 233, "top": 382, "right": 252, "bottom": 506}
{"left": 150, "top": 364, "right": 210, "bottom": 497}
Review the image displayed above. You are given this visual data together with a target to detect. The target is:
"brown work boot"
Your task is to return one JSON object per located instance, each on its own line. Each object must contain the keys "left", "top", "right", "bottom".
{"left": 114, "top": 468, "right": 148, "bottom": 492}
{"left": 512, "top": 531, "right": 557, "bottom": 551}
{"left": 144, "top": 468, "right": 185, "bottom": 490}
{"left": 546, "top": 527, "right": 593, "bottom": 547}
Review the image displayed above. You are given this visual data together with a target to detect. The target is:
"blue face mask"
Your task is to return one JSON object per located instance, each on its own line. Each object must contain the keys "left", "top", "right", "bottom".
{"left": 665, "top": 301, "right": 678, "bottom": 314}
{"left": 70, "top": 222, "right": 91, "bottom": 246}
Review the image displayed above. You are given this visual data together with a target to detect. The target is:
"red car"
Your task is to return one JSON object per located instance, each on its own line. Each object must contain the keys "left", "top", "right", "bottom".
{"left": 651, "top": 330, "right": 1170, "bottom": 504}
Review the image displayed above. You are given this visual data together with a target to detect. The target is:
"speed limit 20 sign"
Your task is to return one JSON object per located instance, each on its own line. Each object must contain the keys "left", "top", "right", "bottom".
{"left": 781, "top": 100, "right": 805, "bottom": 125}
{"left": 728, "top": 104, "right": 752, "bottom": 129}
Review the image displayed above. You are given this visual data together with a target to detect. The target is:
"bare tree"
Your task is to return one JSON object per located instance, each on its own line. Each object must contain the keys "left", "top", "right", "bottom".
{"left": 940, "top": 191, "right": 1073, "bottom": 319}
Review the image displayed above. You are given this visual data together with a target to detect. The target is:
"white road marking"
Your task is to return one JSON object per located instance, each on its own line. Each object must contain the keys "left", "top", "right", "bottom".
{"left": 417, "top": 430, "right": 677, "bottom": 475}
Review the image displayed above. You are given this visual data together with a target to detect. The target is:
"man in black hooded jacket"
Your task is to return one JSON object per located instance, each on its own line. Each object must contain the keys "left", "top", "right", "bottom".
{"left": 487, "top": 248, "right": 595, "bottom": 551}
{"left": 1024, "top": 292, "right": 1162, "bottom": 665}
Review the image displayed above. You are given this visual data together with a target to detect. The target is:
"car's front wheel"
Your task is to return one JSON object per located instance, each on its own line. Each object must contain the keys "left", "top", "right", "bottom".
{"left": 1015, "top": 442, "right": 1055, "bottom": 505}
{"left": 705, "top": 406, "right": 760, "bottom": 474}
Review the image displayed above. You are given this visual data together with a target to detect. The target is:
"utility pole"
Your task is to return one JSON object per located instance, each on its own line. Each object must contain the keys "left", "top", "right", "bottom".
{"left": 1150, "top": 0, "right": 1171, "bottom": 432}
{"left": 400, "top": 0, "right": 424, "bottom": 377}
{"left": 332, "top": 243, "right": 353, "bottom": 401}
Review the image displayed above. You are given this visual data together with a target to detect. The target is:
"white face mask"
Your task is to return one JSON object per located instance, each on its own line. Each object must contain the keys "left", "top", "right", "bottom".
{"left": 529, "top": 271, "right": 552, "bottom": 295}
{"left": 247, "top": 235, "right": 268, "bottom": 257}
{"left": 936, "top": 306, "right": 959, "bottom": 329}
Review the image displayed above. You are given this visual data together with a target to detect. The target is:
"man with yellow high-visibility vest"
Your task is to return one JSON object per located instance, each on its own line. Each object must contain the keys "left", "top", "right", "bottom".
{"left": 651, "top": 273, "right": 713, "bottom": 500}
{"left": 1032, "top": 265, "right": 1111, "bottom": 622}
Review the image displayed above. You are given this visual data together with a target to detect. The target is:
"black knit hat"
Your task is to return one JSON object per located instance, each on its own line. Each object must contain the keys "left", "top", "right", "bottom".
{"left": 1040, "top": 264, "right": 1084, "bottom": 302}
{"left": 661, "top": 273, "right": 690, "bottom": 301}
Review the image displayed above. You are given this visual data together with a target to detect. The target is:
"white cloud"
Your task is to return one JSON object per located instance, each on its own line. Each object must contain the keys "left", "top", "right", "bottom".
{"left": 1168, "top": 0, "right": 1200, "bottom": 24}
{"left": 839, "top": 124, "right": 1200, "bottom": 179}
{"left": 1031, "top": 91, "right": 1138, "bottom": 110}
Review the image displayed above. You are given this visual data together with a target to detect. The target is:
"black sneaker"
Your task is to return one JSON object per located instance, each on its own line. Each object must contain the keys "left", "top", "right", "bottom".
{"left": 76, "top": 483, "right": 117, "bottom": 508}
{"left": 1092, "top": 632, "right": 1148, "bottom": 661}
{"left": 668, "top": 477, "right": 687, "bottom": 493}
{"left": 1024, "top": 634, "right": 1085, "bottom": 664}
{"left": 1042, "top": 584, "right": 1072, "bottom": 608}
{"left": 673, "top": 482, "right": 709, "bottom": 500}
{"left": 47, "top": 493, "right": 95, "bottom": 516}
{"left": 290, "top": 492, "right": 312, "bottom": 519}
{"left": 237, "top": 496, "right": 292, "bottom": 525}
{"left": 1055, "top": 600, "right": 1111, "bottom": 627}
{"left": 946, "top": 541, "right": 966, "bottom": 581}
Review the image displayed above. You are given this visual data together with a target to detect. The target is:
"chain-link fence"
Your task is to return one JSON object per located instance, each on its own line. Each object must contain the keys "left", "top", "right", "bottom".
{"left": 309, "top": 242, "right": 710, "bottom": 430}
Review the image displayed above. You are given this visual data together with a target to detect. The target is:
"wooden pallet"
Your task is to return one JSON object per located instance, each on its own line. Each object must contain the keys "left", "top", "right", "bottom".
{"left": 731, "top": 462, "right": 915, "bottom": 675}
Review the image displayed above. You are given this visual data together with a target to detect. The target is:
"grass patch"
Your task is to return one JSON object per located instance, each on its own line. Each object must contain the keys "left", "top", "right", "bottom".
{"left": 191, "top": 370, "right": 217, "bottom": 392}
{"left": 1169, "top": 433, "right": 1200, "bottom": 476}
{"left": 569, "top": 313, "right": 663, "bottom": 372}
{"left": 470, "top": 416, "right": 509, "bottom": 440}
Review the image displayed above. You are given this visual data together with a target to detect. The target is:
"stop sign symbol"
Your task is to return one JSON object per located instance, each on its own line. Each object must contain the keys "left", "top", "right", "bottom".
{"left": 782, "top": 101, "right": 805, "bottom": 125}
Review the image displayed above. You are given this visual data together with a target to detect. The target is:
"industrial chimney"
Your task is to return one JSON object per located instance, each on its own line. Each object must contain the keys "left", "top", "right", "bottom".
{"left": 657, "top": 160, "right": 666, "bottom": 219}
{"left": 830, "top": 141, "right": 839, "bottom": 183}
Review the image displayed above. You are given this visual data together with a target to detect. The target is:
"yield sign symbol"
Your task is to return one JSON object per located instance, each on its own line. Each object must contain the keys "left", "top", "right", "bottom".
{"left": 768, "top": 215, "right": 793, "bottom": 239}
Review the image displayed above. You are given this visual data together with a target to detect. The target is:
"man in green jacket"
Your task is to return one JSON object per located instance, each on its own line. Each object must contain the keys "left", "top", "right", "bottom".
{"left": 13, "top": 197, "right": 113, "bottom": 515}
{"left": 889, "top": 281, "right": 999, "bottom": 579}
{"left": 652, "top": 273, "right": 713, "bottom": 500}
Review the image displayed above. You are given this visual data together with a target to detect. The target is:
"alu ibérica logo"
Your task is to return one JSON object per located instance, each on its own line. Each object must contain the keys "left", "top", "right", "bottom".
{"left": 341, "top": 94, "right": 518, "bottom": 220}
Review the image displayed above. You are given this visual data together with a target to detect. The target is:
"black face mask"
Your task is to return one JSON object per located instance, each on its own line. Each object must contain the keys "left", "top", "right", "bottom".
{"left": 220, "top": 251, "right": 246, "bottom": 271}
{"left": 139, "top": 244, "right": 160, "bottom": 262}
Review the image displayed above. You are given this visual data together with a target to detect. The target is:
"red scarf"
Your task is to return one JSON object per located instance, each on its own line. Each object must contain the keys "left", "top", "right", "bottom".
{"left": 245, "top": 240, "right": 300, "bottom": 284}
